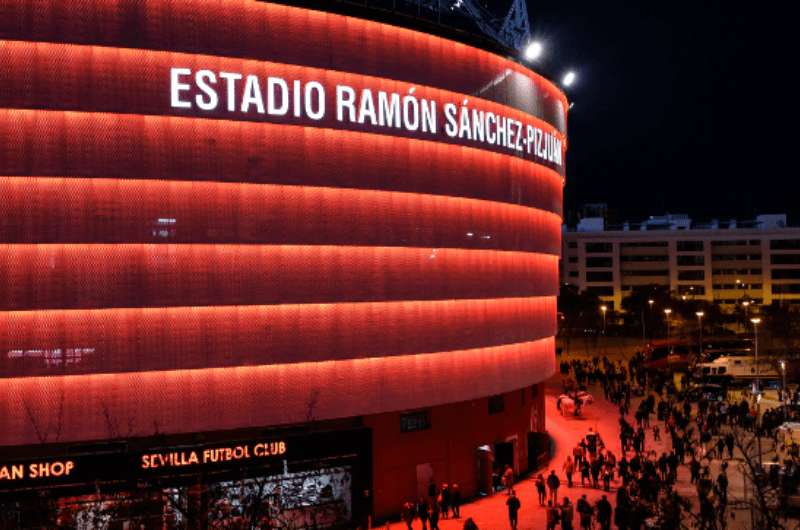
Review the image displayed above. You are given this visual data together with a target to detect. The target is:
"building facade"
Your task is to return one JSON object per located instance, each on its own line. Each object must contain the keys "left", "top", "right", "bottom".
{"left": 0, "top": 1, "right": 566, "bottom": 526}
{"left": 562, "top": 214, "right": 800, "bottom": 311}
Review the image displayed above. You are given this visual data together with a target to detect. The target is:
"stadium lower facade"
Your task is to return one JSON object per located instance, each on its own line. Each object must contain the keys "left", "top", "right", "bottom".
{"left": 0, "top": 1, "right": 566, "bottom": 527}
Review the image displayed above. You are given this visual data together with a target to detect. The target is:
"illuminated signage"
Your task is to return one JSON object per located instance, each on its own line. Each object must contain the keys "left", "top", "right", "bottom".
{"left": 170, "top": 68, "right": 563, "bottom": 167}
{"left": 0, "top": 460, "right": 75, "bottom": 482}
{"left": 141, "top": 441, "right": 286, "bottom": 470}
{"left": 0, "top": 440, "right": 286, "bottom": 490}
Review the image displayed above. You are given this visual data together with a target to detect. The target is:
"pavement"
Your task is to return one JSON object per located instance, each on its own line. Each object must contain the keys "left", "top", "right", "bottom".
{"left": 380, "top": 361, "right": 782, "bottom": 530}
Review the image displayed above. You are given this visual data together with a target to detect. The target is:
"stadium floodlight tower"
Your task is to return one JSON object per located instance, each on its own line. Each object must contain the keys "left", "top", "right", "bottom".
{"left": 442, "top": 0, "right": 532, "bottom": 50}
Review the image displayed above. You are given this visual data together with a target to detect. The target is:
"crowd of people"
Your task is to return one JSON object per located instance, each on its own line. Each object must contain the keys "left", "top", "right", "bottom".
{"left": 398, "top": 350, "right": 800, "bottom": 529}
{"left": 401, "top": 483, "right": 464, "bottom": 530}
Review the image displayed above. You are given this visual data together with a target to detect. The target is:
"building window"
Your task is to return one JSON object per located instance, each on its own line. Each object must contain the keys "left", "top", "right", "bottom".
{"left": 711, "top": 240, "right": 748, "bottom": 247}
{"left": 586, "top": 271, "right": 613, "bottom": 282}
{"left": 620, "top": 241, "right": 668, "bottom": 248}
{"left": 585, "top": 286, "right": 614, "bottom": 296}
{"left": 771, "top": 254, "right": 800, "bottom": 265}
{"left": 677, "top": 241, "right": 704, "bottom": 251}
{"left": 678, "top": 285, "right": 705, "bottom": 295}
{"left": 400, "top": 410, "right": 431, "bottom": 433}
{"left": 677, "top": 255, "right": 705, "bottom": 266}
{"left": 585, "top": 242, "right": 613, "bottom": 253}
{"left": 772, "top": 269, "right": 800, "bottom": 280}
{"left": 620, "top": 269, "right": 669, "bottom": 277}
{"left": 568, "top": 242, "right": 578, "bottom": 249}
{"left": 620, "top": 255, "right": 668, "bottom": 262}
{"left": 488, "top": 395, "right": 505, "bottom": 415}
{"left": 531, "top": 384, "right": 539, "bottom": 399}
{"left": 750, "top": 268, "right": 763, "bottom": 275}
{"left": 678, "top": 270, "right": 704, "bottom": 281}
{"left": 568, "top": 257, "right": 578, "bottom": 263}
{"left": 771, "top": 239, "right": 800, "bottom": 250}
{"left": 773, "top": 284, "right": 800, "bottom": 294}
{"left": 568, "top": 271, "right": 578, "bottom": 278}
{"left": 586, "top": 257, "right": 613, "bottom": 268}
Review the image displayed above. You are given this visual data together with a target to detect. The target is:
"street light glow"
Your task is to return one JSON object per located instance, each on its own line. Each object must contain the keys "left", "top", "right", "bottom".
{"left": 695, "top": 311, "right": 704, "bottom": 318}
{"left": 600, "top": 305, "right": 608, "bottom": 312}
{"left": 524, "top": 41, "right": 543, "bottom": 61}
{"left": 562, "top": 71, "right": 576, "bottom": 87}
{"left": 663, "top": 308, "right": 672, "bottom": 315}
{"left": 750, "top": 317, "right": 761, "bottom": 325}
{"left": 742, "top": 300, "right": 751, "bottom": 307}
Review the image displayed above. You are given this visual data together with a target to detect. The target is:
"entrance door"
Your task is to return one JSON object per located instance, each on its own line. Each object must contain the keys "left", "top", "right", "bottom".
{"left": 494, "top": 441, "right": 514, "bottom": 474}
{"left": 416, "top": 463, "right": 434, "bottom": 500}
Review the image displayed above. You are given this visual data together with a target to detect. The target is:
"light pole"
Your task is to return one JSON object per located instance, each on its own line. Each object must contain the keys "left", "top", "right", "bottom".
{"left": 695, "top": 311, "right": 705, "bottom": 359}
{"left": 742, "top": 299, "right": 751, "bottom": 332}
{"left": 600, "top": 305, "right": 608, "bottom": 336}
{"left": 647, "top": 299, "right": 654, "bottom": 341}
{"left": 751, "top": 316, "right": 762, "bottom": 466}
{"left": 664, "top": 308, "right": 672, "bottom": 340}
{"left": 781, "top": 360, "right": 788, "bottom": 413}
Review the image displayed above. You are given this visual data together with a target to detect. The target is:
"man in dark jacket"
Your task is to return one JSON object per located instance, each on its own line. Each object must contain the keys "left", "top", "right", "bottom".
{"left": 506, "top": 489, "right": 521, "bottom": 530}
{"left": 547, "top": 470, "right": 561, "bottom": 504}
{"left": 596, "top": 495, "right": 612, "bottom": 530}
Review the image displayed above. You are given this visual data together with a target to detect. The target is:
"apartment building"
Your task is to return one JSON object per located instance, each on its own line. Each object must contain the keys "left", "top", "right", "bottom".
{"left": 562, "top": 213, "right": 800, "bottom": 311}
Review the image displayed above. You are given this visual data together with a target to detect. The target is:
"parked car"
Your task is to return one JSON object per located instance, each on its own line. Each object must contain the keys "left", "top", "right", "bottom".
{"left": 682, "top": 383, "right": 726, "bottom": 402}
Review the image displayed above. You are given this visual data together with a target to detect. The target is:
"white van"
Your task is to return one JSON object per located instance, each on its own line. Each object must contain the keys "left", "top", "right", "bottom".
{"left": 694, "top": 355, "right": 779, "bottom": 384}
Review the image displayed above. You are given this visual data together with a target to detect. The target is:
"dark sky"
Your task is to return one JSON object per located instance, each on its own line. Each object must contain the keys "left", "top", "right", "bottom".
{"left": 519, "top": 1, "right": 792, "bottom": 225}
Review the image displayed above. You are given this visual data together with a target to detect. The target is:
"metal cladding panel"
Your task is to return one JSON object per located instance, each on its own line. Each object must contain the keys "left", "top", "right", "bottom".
{"left": 0, "top": 0, "right": 568, "bottom": 133}
{"left": 0, "top": 1, "right": 565, "bottom": 446}
{"left": 0, "top": 337, "right": 556, "bottom": 446}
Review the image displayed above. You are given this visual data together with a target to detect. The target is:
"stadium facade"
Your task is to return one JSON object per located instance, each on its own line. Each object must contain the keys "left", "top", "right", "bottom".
{"left": 0, "top": 1, "right": 566, "bottom": 526}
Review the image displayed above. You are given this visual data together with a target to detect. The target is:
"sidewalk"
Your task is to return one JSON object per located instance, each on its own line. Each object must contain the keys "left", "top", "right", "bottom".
{"left": 433, "top": 376, "right": 622, "bottom": 530}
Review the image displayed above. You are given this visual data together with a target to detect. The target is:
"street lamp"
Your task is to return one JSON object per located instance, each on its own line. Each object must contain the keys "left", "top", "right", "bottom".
{"left": 562, "top": 71, "right": 577, "bottom": 87}
{"left": 600, "top": 305, "right": 608, "bottom": 335}
{"left": 751, "top": 317, "right": 761, "bottom": 391}
{"left": 695, "top": 311, "right": 705, "bottom": 359}
{"left": 664, "top": 308, "right": 672, "bottom": 340}
{"left": 524, "top": 41, "right": 543, "bottom": 61}
{"left": 781, "top": 360, "right": 788, "bottom": 412}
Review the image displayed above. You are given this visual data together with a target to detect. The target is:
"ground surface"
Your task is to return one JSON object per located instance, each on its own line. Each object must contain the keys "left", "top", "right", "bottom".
{"left": 381, "top": 353, "right": 785, "bottom": 529}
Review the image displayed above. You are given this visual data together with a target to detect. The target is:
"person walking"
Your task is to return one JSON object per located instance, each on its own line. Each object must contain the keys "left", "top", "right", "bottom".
{"left": 417, "top": 497, "right": 429, "bottom": 530}
{"left": 576, "top": 494, "right": 592, "bottom": 530}
{"left": 506, "top": 489, "right": 521, "bottom": 530}
{"left": 563, "top": 455, "right": 575, "bottom": 488}
{"left": 560, "top": 496, "right": 575, "bottom": 530}
{"left": 401, "top": 501, "right": 416, "bottom": 530}
{"left": 502, "top": 465, "right": 515, "bottom": 494}
{"left": 440, "top": 484, "right": 450, "bottom": 519}
{"left": 536, "top": 474, "right": 547, "bottom": 505}
{"left": 546, "top": 500, "right": 559, "bottom": 530}
{"left": 451, "top": 483, "right": 461, "bottom": 518}
{"left": 547, "top": 470, "right": 561, "bottom": 504}
{"left": 429, "top": 499, "right": 441, "bottom": 530}
{"left": 596, "top": 495, "right": 612, "bottom": 530}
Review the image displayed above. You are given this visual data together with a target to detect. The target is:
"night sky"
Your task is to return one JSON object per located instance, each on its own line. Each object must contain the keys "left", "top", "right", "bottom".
{"left": 520, "top": 1, "right": 791, "bottom": 225}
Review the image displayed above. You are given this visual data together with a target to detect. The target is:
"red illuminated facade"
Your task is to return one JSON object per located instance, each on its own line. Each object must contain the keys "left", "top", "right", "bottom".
{"left": 0, "top": 0, "right": 566, "bottom": 524}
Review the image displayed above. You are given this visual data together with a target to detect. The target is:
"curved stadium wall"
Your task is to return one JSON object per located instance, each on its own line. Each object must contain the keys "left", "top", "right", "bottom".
{"left": 0, "top": 0, "right": 566, "bottom": 519}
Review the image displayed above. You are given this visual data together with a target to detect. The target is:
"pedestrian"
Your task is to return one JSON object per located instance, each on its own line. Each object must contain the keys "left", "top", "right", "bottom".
{"left": 596, "top": 494, "right": 612, "bottom": 530}
{"left": 725, "top": 432, "right": 735, "bottom": 459}
{"left": 536, "top": 474, "right": 547, "bottom": 505}
{"left": 502, "top": 465, "right": 515, "bottom": 494}
{"left": 440, "top": 483, "right": 450, "bottom": 519}
{"left": 576, "top": 494, "right": 592, "bottom": 530}
{"left": 546, "top": 500, "right": 559, "bottom": 530}
{"left": 547, "top": 469, "right": 561, "bottom": 504}
{"left": 451, "top": 483, "right": 461, "bottom": 518}
{"left": 653, "top": 424, "right": 660, "bottom": 441}
{"left": 573, "top": 443, "right": 584, "bottom": 469}
{"left": 401, "top": 501, "right": 416, "bottom": 530}
{"left": 463, "top": 518, "right": 479, "bottom": 530}
{"left": 580, "top": 460, "right": 590, "bottom": 487}
{"left": 429, "top": 499, "right": 441, "bottom": 530}
{"left": 417, "top": 497, "right": 429, "bottom": 530}
{"left": 561, "top": 496, "right": 575, "bottom": 530}
{"left": 506, "top": 489, "right": 521, "bottom": 530}
{"left": 563, "top": 455, "right": 575, "bottom": 488}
